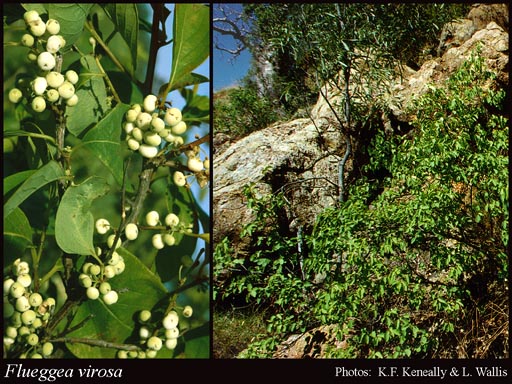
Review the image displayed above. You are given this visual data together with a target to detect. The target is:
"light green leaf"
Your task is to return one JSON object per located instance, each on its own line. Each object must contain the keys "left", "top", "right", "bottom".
{"left": 183, "top": 323, "right": 210, "bottom": 358}
{"left": 165, "top": 4, "right": 209, "bottom": 95}
{"left": 48, "top": 3, "right": 93, "bottom": 47}
{"left": 4, "top": 208, "right": 33, "bottom": 258}
{"left": 103, "top": 4, "right": 139, "bottom": 72}
{"left": 55, "top": 177, "right": 110, "bottom": 256}
{"left": 66, "top": 55, "right": 110, "bottom": 136}
{"left": 4, "top": 161, "right": 66, "bottom": 219}
{"left": 81, "top": 104, "right": 131, "bottom": 186}
{"left": 65, "top": 247, "right": 167, "bottom": 358}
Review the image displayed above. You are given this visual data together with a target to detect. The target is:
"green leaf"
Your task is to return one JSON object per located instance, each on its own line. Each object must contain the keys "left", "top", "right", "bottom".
{"left": 66, "top": 55, "right": 110, "bottom": 136}
{"left": 158, "top": 72, "right": 209, "bottom": 95}
{"left": 103, "top": 4, "right": 139, "bottom": 72}
{"left": 65, "top": 247, "right": 167, "bottom": 358}
{"left": 4, "top": 161, "right": 66, "bottom": 219}
{"left": 4, "top": 208, "right": 33, "bottom": 258}
{"left": 55, "top": 177, "right": 110, "bottom": 256}
{"left": 183, "top": 322, "right": 210, "bottom": 358}
{"left": 3, "top": 170, "right": 36, "bottom": 197}
{"left": 180, "top": 88, "right": 210, "bottom": 126}
{"left": 48, "top": 3, "right": 93, "bottom": 47}
{"left": 165, "top": 4, "right": 209, "bottom": 95}
{"left": 80, "top": 104, "right": 130, "bottom": 186}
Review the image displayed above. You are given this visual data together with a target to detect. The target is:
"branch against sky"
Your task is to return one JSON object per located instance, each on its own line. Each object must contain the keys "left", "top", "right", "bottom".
{"left": 213, "top": 3, "right": 257, "bottom": 58}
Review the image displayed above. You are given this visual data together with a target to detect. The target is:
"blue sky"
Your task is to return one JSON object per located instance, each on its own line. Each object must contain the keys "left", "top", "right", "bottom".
{"left": 213, "top": 3, "right": 252, "bottom": 92}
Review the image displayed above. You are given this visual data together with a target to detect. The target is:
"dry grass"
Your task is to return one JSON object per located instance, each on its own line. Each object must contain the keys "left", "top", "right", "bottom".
{"left": 213, "top": 306, "right": 269, "bottom": 359}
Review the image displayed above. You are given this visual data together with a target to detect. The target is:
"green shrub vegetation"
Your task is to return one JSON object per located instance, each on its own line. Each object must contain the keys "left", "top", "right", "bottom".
{"left": 214, "top": 53, "right": 508, "bottom": 358}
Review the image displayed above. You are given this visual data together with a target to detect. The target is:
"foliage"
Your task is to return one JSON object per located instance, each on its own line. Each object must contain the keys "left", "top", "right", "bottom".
{"left": 214, "top": 52, "right": 508, "bottom": 358}
{"left": 3, "top": 4, "right": 210, "bottom": 359}
{"left": 243, "top": 3, "right": 470, "bottom": 114}
{"left": 213, "top": 78, "right": 282, "bottom": 139}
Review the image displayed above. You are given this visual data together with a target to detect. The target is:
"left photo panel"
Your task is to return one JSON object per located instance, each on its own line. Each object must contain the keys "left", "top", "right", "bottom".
{"left": 3, "top": 3, "right": 210, "bottom": 359}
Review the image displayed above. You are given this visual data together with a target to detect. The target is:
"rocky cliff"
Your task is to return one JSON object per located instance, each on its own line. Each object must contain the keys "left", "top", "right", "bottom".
{"left": 213, "top": 4, "right": 508, "bottom": 266}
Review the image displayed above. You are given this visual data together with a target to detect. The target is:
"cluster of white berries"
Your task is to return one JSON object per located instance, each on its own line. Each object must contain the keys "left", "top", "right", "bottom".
{"left": 78, "top": 219, "right": 130, "bottom": 304}
{"left": 3, "top": 259, "right": 56, "bottom": 358}
{"left": 124, "top": 94, "right": 188, "bottom": 159}
{"left": 144, "top": 210, "right": 192, "bottom": 250}
{"left": 8, "top": 10, "right": 79, "bottom": 113}
{"left": 117, "top": 305, "right": 193, "bottom": 358}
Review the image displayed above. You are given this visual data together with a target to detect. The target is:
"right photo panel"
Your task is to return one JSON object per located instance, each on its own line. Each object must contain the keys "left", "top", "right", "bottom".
{"left": 212, "top": 3, "right": 509, "bottom": 360}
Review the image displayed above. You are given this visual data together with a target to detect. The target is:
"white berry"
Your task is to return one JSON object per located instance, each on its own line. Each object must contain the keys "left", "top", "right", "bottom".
{"left": 86, "top": 286, "right": 100, "bottom": 300}
{"left": 152, "top": 234, "right": 164, "bottom": 250}
{"left": 103, "top": 290, "right": 118, "bottom": 305}
{"left": 127, "top": 137, "right": 141, "bottom": 151}
{"left": 163, "top": 233, "right": 176, "bottom": 246}
{"left": 99, "top": 282, "right": 111, "bottom": 295}
{"left": 46, "top": 89, "right": 60, "bottom": 103}
{"left": 16, "top": 296, "right": 31, "bottom": 312}
{"left": 32, "top": 96, "right": 47, "bottom": 112}
{"left": 37, "top": 52, "right": 56, "bottom": 71}
{"left": 143, "top": 94, "right": 158, "bottom": 113}
{"left": 171, "top": 121, "right": 187, "bottom": 135}
{"left": 173, "top": 171, "right": 186, "bottom": 187}
{"left": 8, "top": 88, "right": 23, "bottom": 103}
{"left": 145, "top": 211, "right": 159, "bottom": 226}
{"left": 95, "top": 218, "right": 110, "bottom": 234}
{"left": 46, "top": 35, "right": 64, "bottom": 53}
{"left": 42, "top": 342, "right": 54, "bottom": 356}
{"left": 162, "top": 311, "right": 179, "bottom": 330}
{"left": 164, "top": 213, "right": 180, "bottom": 227}
{"left": 125, "top": 223, "right": 139, "bottom": 240}
{"left": 58, "top": 81, "right": 75, "bottom": 99}
{"left": 165, "top": 338, "right": 178, "bottom": 350}
{"left": 24, "top": 10, "right": 40, "bottom": 24}
{"left": 21, "top": 310, "right": 37, "bottom": 325}
{"left": 17, "top": 274, "right": 32, "bottom": 288}
{"left": 66, "top": 94, "right": 79, "bottom": 107}
{"left": 26, "top": 333, "right": 39, "bottom": 346}
{"left": 187, "top": 157, "right": 204, "bottom": 173}
{"left": 151, "top": 116, "right": 165, "bottom": 133}
{"left": 165, "top": 327, "right": 179, "bottom": 339}
{"left": 147, "top": 336, "right": 163, "bottom": 351}
{"left": 29, "top": 20, "right": 46, "bottom": 37}
{"left": 65, "top": 70, "right": 79, "bottom": 85}
{"left": 46, "top": 19, "right": 60, "bottom": 35}
{"left": 107, "top": 234, "right": 122, "bottom": 249}
{"left": 21, "top": 34, "right": 34, "bottom": 47}
{"left": 32, "top": 77, "right": 48, "bottom": 95}
{"left": 28, "top": 293, "right": 43, "bottom": 307}
{"left": 182, "top": 305, "right": 193, "bottom": 318}
{"left": 164, "top": 107, "right": 182, "bottom": 126}
{"left": 138, "top": 310, "right": 151, "bottom": 323}
{"left": 136, "top": 112, "right": 152, "bottom": 130}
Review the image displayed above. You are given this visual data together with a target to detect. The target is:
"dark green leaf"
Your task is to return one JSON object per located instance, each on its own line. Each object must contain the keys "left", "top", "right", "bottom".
{"left": 4, "top": 170, "right": 36, "bottom": 197}
{"left": 103, "top": 4, "right": 139, "bottom": 72}
{"left": 4, "top": 208, "right": 33, "bottom": 256}
{"left": 4, "top": 161, "right": 65, "bottom": 219}
{"left": 48, "top": 4, "right": 93, "bottom": 47}
{"left": 81, "top": 103, "right": 130, "bottom": 186}
{"left": 159, "top": 73, "right": 209, "bottom": 95}
{"left": 65, "top": 247, "right": 167, "bottom": 358}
